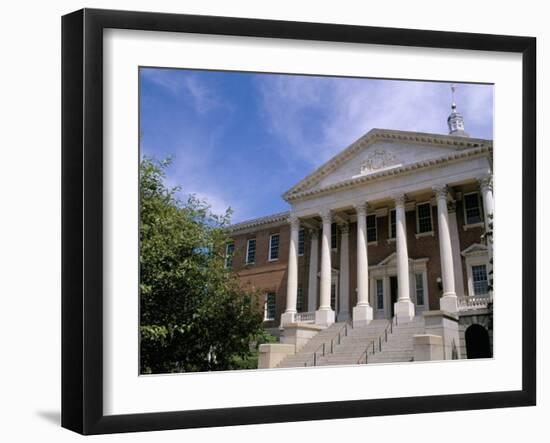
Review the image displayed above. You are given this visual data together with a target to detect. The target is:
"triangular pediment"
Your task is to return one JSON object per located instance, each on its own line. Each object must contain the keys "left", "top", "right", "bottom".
{"left": 461, "top": 243, "right": 488, "bottom": 257}
{"left": 376, "top": 252, "right": 415, "bottom": 267}
{"left": 283, "top": 128, "right": 491, "bottom": 201}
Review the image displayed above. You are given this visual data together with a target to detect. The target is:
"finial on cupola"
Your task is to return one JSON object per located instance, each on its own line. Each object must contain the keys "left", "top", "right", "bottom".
{"left": 447, "top": 83, "right": 469, "bottom": 137}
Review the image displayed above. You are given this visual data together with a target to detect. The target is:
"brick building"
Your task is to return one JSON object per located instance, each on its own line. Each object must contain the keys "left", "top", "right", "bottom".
{"left": 227, "top": 97, "right": 493, "bottom": 366}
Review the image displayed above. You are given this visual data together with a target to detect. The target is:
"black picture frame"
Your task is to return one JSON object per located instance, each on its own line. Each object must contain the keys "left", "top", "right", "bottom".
{"left": 61, "top": 8, "right": 536, "bottom": 435}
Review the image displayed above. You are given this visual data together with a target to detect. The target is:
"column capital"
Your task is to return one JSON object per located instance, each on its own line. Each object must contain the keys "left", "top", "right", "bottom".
{"left": 354, "top": 202, "right": 367, "bottom": 217}
{"left": 478, "top": 175, "right": 493, "bottom": 192}
{"left": 288, "top": 213, "right": 300, "bottom": 229}
{"left": 432, "top": 184, "right": 449, "bottom": 200}
{"left": 339, "top": 222, "right": 350, "bottom": 235}
{"left": 319, "top": 208, "right": 332, "bottom": 224}
{"left": 308, "top": 228, "right": 319, "bottom": 239}
{"left": 392, "top": 193, "right": 407, "bottom": 207}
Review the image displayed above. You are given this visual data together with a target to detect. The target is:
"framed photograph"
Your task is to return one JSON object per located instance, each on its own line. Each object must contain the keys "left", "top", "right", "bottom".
{"left": 62, "top": 8, "right": 536, "bottom": 435}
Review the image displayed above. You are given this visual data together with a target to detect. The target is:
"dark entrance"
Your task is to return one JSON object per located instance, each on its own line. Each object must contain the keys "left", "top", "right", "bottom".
{"left": 390, "top": 276, "right": 398, "bottom": 317}
{"left": 465, "top": 324, "right": 492, "bottom": 359}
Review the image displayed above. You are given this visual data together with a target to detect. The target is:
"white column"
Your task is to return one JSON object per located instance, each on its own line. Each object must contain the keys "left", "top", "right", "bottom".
{"left": 479, "top": 176, "right": 494, "bottom": 298}
{"left": 280, "top": 214, "right": 299, "bottom": 326}
{"left": 394, "top": 194, "right": 415, "bottom": 322}
{"left": 338, "top": 223, "right": 350, "bottom": 322}
{"left": 433, "top": 185, "right": 458, "bottom": 313}
{"left": 307, "top": 229, "right": 319, "bottom": 312}
{"left": 448, "top": 203, "right": 465, "bottom": 298}
{"left": 315, "top": 209, "right": 335, "bottom": 326}
{"left": 353, "top": 203, "right": 373, "bottom": 327}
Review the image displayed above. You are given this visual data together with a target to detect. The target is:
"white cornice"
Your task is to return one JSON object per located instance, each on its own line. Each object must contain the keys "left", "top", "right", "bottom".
{"left": 228, "top": 211, "right": 290, "bottom": 234}
{"left": 282, "top": 128, "right": 492, "bottom": 202}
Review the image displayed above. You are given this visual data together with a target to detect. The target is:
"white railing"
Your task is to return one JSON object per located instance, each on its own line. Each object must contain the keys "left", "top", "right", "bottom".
{"left": 295, "top": 311, "right": 315, "bottom": 323}
{"left": 458, "top": 295, "right": 492, "bottom": 311}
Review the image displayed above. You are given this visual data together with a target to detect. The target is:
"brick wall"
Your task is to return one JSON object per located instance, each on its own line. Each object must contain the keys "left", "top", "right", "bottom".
{"left": 229, "top": 187, "right": 485, "bottom": 324}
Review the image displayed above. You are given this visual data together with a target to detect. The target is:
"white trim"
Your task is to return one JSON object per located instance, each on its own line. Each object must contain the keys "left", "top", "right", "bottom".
{"left": 463, "top": 222, "right": 485, "bottom": 231}
{"left": 462, "top": 244, "right": 490, "bottom": 297}
{"left": 415, "top": 201, "right": 434, "bottom": 235}
{"left": 414, "top": 272, "right": 425, "bottom": 306}
{"left": 263, "top": 292, "right": 276, "bottom": 321}
{"left": 245, "top": 238, "right": 256, "bottom": 264}
{"left": 388, "top": 208, "right": 396, "bottom": 240}
{"left": 366, "top": 213, "right": 378, "bottom": 243}
{"left": 374, "top": 278, "right": 384, "bottom": 311}
{"left": 462, "top": 191, "right": 484, "bottom": 226}
{"left": 268, "top": 233, "right": 280, "bottom": 262}
{"left": 229, "top": 211, "right": 289, "bottom": 234}
{"left": 415, "top": 231, "right": 435, "bottom": 239}
{"left": 224, "top": 242, "right": 234, "bottom": 269}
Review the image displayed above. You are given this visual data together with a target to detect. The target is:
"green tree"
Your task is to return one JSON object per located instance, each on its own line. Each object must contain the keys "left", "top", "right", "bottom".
{"left": 139, "top": 157, "right": 266, "bottom": 374}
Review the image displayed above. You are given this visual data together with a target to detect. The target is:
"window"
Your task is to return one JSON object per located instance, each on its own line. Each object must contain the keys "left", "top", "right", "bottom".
{"left": 330, "top": 284, "right": 337, "bottom": 310}
{"left": 389, "top": 209, "right": 396, "bottom": 239}
{"left": 464, "top": 192, "right": 483, "bottom": 225}
{"left": 246, "top": 238, "right": 256, "bottom": 264}
{"left": 415, "top": 273, "right": 425, "bottom": 305}
{"left": 331, "top": 223, "right": 338, "bottom": 249}
{"left": 376, "top": 279, "right": 384, "bottom": 310}
{"left": 472, "top": 264, "right": 489, "bottom": 295}
{"left": 268, "top": 233, "right": 280, "bottom": 261}
{"left": 367, "top": 214, "right": 377, "bottom": 242}
{"left": 298, "top": 229, "right": 305, "bottom": 256}
{"left": 416, "top": 202, "right": 433, "bottom": 233}
{"left": 296, "top": 287, "right": 304, "bottom": 312}
{"left": 264, "top": 293, "right": 276, "bottom": 321}
{"left": 224, "top": 243, "right": 234, "bottom": 268}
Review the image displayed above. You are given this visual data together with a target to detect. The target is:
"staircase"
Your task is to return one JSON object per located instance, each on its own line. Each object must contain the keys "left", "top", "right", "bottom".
{"left": 366, "top": 316, "right": 425, "bottom": 364}
{"left": 316, "top": 319, "right": 390, "bottom": 366}
{"left": 278, "top": 316, "right": 426, "bottom": 368}
{"left": 277, "top": 322, "right": 347, "bottom": 368}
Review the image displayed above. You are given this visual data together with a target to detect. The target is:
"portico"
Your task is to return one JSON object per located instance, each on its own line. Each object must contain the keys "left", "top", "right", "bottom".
{"left": 279, "top": 129, "right": 494, "bottom": 329}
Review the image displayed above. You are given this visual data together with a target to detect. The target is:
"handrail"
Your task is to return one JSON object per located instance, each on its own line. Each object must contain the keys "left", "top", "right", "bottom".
{"left": 306, "top": 321, "right": 352, "bottom": 367}
{"left": 356, "top": 316, "right": 397, "bottom": 365}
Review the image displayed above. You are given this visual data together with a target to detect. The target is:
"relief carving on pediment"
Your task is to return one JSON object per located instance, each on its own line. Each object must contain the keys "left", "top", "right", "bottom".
{"left": 359, "top": 149, "right": 400, "bottom": 175}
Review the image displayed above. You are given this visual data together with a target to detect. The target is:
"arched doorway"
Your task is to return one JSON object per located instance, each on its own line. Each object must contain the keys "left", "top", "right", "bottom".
{"left": 465, "top": 324, "right": 491, "bottom": 359}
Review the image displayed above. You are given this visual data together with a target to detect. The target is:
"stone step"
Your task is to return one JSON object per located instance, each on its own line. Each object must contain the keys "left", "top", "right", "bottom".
{"left": 278, "top": 316, "right": 426, "bottom": 368}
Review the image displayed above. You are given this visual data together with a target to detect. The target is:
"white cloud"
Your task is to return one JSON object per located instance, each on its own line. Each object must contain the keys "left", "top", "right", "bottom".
{"left": 141, "top": 69, "right": 227, "bottom": 114}
{"left": 256, "top": 76, "right": 493, "bottom": 168}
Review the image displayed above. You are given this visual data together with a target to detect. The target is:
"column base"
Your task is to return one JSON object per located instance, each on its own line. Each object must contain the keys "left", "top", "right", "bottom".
{"left": 352, "top": 304, "right": 373, "bottom": 328}
{"left": 315, "top": 309, "right": 335, "bottom": 327}
{"left": 280, "top": 311, "right": 295, "bottom": 327}
{"left": 439, "top": 295, "right": 458, "bottom": 313}
{"left": 394, "top": 300, "right": 415, "bottom": 323}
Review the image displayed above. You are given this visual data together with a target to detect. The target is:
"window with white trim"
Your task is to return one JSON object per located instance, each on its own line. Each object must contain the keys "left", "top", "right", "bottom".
{"left": 464, "top": 192, "right": 483, "bottom": 225}
{"left": 224, "top": 243, "right": 234, "bottom": 268}
{"left": 298, "top": 229, "right": 305, "bottom": 256}
{"left": 389, "top": 209, "right": 396, "bottom": 239}
{"left": 268, "top": 233, "right": 280, "bottom": 261}
{"left": 296, "top": 287, "right": 304, "bottom": 312}
{"left": 416, "top": 202, "right": 433, "bottom": 234}
{"left": 415, "top": 273, "right": 425, "bottom": 305}
{"left": 472, "top": 264, "right": 489, "bottom": 295}
{"left": 376, "top": 279, "right": 384, "bottom": 310}
{"left": 367, "top": 214, "right": 377, "bottom": 242}
{"left": 331, "top": 223, "right": 338, "bottom": 249}
{"left": 264, "top": 292, "right": 276, "bottom": 321}
{"left": 246, "top": 238, "right": 256, "bottom": 264}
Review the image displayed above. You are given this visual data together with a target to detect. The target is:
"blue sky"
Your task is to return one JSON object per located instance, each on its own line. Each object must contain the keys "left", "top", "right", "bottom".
{"left": 139, "top": 68, "right": 493, "bottom": 223}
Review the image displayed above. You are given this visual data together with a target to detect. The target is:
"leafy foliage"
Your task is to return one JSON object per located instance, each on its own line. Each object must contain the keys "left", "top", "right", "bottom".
{"left": 139, "top": 157, "right": 267, "bottom": 373}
